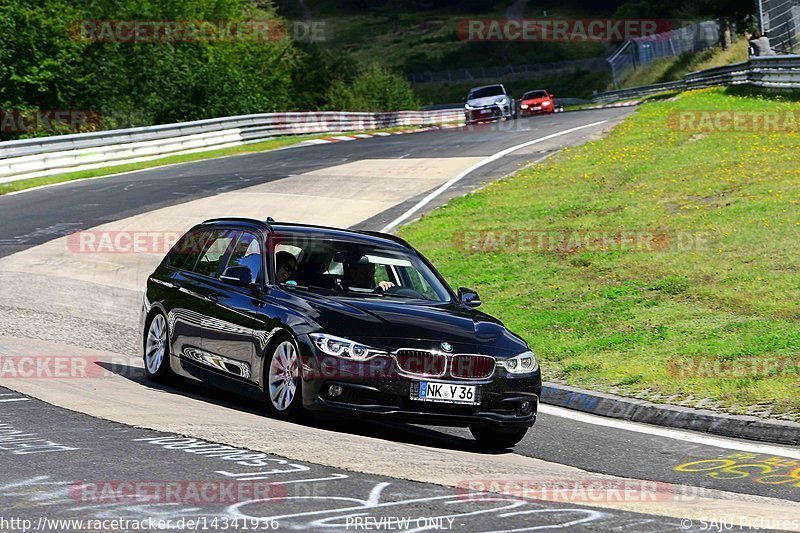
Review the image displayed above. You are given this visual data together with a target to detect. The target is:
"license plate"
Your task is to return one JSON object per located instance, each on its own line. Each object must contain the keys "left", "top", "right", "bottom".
{"left": 480, "top": 109, "right": 491, "bottom": 114}
{"left": 410, "top": 381, "right": 480, "bottom": 405}
{"left": 533, "top": 106, "right": 541, "bottom": 110}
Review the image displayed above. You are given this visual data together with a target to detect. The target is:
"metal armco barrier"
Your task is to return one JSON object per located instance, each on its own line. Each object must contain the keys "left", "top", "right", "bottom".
{"left": 0, "top": 109, "right": 463, "bottom": 184}
{"left": 594, "top": 55, "right": 800, "bottom": 103}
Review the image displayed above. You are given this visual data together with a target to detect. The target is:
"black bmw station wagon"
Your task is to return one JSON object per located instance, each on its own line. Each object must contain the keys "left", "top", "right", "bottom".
{"left": 141, "top": 218, "right": 541, "bottom": 448}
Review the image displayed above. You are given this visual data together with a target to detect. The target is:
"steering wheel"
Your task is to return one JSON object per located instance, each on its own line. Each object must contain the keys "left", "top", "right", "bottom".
{"left": 383, "top": 285, "right": 425, "bottom": 299}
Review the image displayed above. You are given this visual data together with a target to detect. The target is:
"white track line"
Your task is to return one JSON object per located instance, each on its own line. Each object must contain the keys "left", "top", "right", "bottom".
{"left": 0, "top": 398, "right": 30, "bottom": 402}
{"left": 380, "top": 120, "right": 608, "bottom": 232}
{"left": 540, "top": 404, "right": 800, "bottom": 459}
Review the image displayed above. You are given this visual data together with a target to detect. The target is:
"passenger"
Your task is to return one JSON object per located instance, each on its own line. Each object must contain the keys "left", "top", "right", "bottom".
{"left": 275, "top": 251, "right": 298, "bottom": 284}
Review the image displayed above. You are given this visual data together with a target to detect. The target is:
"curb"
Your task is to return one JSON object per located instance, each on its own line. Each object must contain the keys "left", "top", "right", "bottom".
{"left": 541, "top": 383, "right": 800, "bottom": 446}
{"left": 298, "top": 124, "right": 461, "bottom": 146}
{"left": 582, "top": 99, "right": 642, "bottom": 110}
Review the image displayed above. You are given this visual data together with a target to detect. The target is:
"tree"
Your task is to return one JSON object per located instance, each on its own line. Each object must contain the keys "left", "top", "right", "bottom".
{"left": 325, "top": 64, "right": 419, "bottom": 111}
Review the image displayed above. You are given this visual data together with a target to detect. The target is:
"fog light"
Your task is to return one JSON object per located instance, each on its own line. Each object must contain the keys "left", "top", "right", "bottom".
{"left": 520, "top": 401, "right": 532, "bottom": 414}
{"left": 328, "top": 385, "right": 343, "bottom": 398}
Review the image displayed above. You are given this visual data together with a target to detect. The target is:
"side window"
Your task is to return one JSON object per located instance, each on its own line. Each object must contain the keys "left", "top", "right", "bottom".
{"left": 224, "top": 232, "right": 263, "bottom": 284}
{"left": 194, "top": 229, "right": 237, "bottom": 278}
{"left": 167, "top": 229, "right": 208, "bottom": 271}
{"left": 374, "top": 264, "right": 392, "bottom": 285}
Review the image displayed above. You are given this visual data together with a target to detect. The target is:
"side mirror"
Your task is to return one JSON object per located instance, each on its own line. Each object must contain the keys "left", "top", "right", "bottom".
{"left": 458, "top": 287, "right": 482, "bottom": 308}
{"left": 221, "top": 266, "right": 253, "bottom": 288}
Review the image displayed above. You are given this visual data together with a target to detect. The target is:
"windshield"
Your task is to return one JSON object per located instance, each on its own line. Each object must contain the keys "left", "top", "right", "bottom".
{"left": 523, "top": 91, "right": 548, "bottom": 100}
{"left": 468, "top": 86, "right": 504, "bottom": 99}
{"left": 272, "top": 231, "right": 452, "bottom": 303}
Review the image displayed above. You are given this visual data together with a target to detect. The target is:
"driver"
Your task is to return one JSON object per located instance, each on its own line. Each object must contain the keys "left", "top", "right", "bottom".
{"left": 275, "top": 251, "right": 298, "bottom": 284}
{"left": 342, "top": 255, "right": 394, "bottom": 293}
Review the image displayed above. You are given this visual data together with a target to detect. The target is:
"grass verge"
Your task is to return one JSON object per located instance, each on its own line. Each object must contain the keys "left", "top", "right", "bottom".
{"left": 0, "top": 126, "right": 427, "bottom": 196}
{"left": 399, "top": 88, "right": 800, "bottom": 418}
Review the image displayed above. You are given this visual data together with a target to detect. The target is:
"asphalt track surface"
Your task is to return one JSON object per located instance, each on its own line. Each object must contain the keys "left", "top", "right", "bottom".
{"left": 0, "top": 384, "right": 694, "bottom": 532}
{"left": 1, "top": 110, "right": 798, "bottom": 531}
{"left": 0, "top": 110, "right": 623, "bottom": 257}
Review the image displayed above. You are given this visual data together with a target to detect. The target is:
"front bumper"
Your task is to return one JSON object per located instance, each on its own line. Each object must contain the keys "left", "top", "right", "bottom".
{"left": 297, "top": 342, "right": 541, "bottom": 428}
{"left": 465, "top": 105, "right": 512, "bottom": 123}
{"left": 520, "top": 104, "right": 553, "bottom": 116}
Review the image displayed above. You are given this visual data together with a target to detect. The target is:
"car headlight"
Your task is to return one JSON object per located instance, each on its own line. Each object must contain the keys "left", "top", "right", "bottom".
{"left": 465, "top": 103, "right": 474, "bottom": 110}
{"left": 543, "top": 100, "right": 551, "bottom": 106}
{"left": 499, "top": 351, "right": 539, "bottom": 374}
{"left": 520, "top": 104, "right": 528, "bottom": 109}
{"left": 498, "top": 98, "right": 508, "bottom": 105}
{"left": 309, "top": 333, "right": 387, "bottom": 360}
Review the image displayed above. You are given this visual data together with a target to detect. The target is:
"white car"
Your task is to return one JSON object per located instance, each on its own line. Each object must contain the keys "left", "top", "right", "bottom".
{"left": 464, "top": 84, "right": 517, "bottom": 124}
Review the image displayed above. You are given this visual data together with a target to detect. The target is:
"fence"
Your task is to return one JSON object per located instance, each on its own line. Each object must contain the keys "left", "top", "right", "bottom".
{"left": 0, "top": 110, "right": 463, "bottom": 185}
{"left": 608, "top": 20, "right": 720, "bottom": 87}
{"left": 407, "top": 58, "right": 610, "bottom": 86}
{"left": 593, "top": 54, "right": 800, "bottom": 102}
{"left": 757, "top": 0, "right": 800, "bottom": 53}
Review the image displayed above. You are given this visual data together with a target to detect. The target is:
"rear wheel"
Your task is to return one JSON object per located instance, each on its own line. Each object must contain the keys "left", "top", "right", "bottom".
{"left": 469, "top": 425, "right": 528, "bottom": 449}
{"left": 143, "top": 312, "right": 175, "bottom": 383}
{"left": 265, "top": 336, "right": 304, "bottom": 419}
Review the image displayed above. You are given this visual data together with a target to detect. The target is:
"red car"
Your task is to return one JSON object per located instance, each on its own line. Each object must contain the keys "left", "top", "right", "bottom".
{"left": 518, "top": 90, "right": 555, "bottom": 116}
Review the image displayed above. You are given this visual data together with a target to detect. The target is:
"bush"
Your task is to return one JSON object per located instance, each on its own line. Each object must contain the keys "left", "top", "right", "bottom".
{"left": 325, "top": 64, "right": 420, "bottom": 111}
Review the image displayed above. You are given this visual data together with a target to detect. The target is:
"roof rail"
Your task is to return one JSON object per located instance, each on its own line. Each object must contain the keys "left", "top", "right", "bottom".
{"left": 358, "top": 230, "right": 412, "bottom": 248}
{"left": 201, "top": 217, "right": 274, "bottom": 232}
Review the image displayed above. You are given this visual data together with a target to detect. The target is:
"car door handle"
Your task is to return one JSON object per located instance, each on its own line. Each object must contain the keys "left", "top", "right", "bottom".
{"left": 205, "top": 293, "right": 219, "bottom": 303}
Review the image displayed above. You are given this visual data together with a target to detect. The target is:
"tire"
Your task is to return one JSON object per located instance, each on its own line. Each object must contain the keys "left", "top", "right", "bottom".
{"left": 143, "top": 312, "right": 175, "bottom": 383}
{"left": 469, "top": 425, "right": 528, "bottom": 449}
{"left": 264, "top": 334, "right": 304, "bottom": 420}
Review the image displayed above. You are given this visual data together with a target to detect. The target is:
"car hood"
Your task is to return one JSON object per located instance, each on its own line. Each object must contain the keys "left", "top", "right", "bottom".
{"left": 523, "top": 97, "right": 551, "bottom": 104}
{"left": 467, "top": 95, "right": 507, "bottom": 107}
{"left": 281, "top": 290, "right": 528, "bottom": 356}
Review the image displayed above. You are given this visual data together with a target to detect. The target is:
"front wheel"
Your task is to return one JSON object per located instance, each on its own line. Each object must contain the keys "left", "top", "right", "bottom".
{"left": 265, "top": 336, "right": 304, "bottom": 419}
{"left": 469, "top": 425, "right": 528, "bottom": 449}
{"left": 143, "top": 312, "right": 175, "bottom": 383}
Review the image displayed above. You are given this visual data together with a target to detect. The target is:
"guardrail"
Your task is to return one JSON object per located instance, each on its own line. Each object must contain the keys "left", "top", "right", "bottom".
{"left": 0, "top": 109, "right": 463, "bottom": 184}
{"left": 594, "top": 55, "right": 800, "bottom": 102}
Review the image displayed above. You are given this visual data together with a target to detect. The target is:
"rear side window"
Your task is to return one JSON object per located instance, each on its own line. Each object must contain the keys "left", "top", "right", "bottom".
{"left": 224, "top": 231, "right": 263, "bottom": 283}
{"left": 167, "top": 229, "right": 208, "bottom": 271}
{"left": 194, "top": 229, "right": 237, "bottom": 278}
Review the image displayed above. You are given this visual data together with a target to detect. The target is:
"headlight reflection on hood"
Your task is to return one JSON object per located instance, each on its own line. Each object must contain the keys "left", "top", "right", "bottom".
{"left": 309, "top": 333, "right": 387, "bottom": 360}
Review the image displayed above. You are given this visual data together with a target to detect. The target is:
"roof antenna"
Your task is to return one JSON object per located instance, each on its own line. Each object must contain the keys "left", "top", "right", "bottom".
{"left": 266, "top": 217, "right": 275, "bottom": 222}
